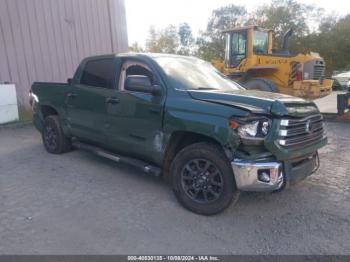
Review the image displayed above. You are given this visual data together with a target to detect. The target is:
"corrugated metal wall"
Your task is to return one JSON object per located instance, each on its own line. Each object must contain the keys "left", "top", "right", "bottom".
{"left": 0, "top": 0, "right": 128, "bottom": 116}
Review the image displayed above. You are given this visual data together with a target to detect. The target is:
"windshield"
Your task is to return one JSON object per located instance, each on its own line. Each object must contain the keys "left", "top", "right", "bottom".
{"left": 253, "top": 31, "right": 268, "bottom": 54}
{"left": 154, "top": 56, "right": 244, "bottom": 91}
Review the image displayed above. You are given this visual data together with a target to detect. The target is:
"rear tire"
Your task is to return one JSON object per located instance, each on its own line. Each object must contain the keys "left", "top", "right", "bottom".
{"left": 171, "top": 142, "right": 240, "bottom": 215}
{"left": 243, "top": 78, "right": 278, "bottom": 92}
{"left": 42, "top": 115, "right": 72, "bottom": 154}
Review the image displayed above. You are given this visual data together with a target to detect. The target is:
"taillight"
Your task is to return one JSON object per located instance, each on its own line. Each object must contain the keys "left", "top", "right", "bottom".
{"left": 29, "top": 89, "right": 33, "bottom": 106}
{"left": 29, "top": 89, "right": 38, "bottom": 106}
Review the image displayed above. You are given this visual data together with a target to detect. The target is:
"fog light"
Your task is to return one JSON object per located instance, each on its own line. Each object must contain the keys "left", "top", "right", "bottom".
{"left": 258, "top": 169, "right": 270, "bottom": 183}
{"left": 270, "top": 168, "right": 279, "bottom": 182}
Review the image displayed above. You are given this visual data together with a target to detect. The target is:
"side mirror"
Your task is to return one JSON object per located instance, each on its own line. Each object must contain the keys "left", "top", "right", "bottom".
{"left": 67, "top": 78, "right": 73, "bottom": 85}
{"left": 125, "top": 75, "right": 161, "bottom": 95}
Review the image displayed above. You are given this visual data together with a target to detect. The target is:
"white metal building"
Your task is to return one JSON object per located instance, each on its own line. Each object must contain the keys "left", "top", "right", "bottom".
{"left": 0, "top": 0, "right": 128, "bottom": 121}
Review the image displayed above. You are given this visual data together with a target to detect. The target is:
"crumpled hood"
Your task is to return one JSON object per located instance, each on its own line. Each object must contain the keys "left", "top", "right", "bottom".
{"left": 188, "top": 89, "right": 320, "bottom": 117}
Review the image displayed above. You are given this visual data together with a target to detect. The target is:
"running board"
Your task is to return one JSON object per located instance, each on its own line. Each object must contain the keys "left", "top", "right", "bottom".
{"left": 72, "top": 141, "right": 161, "bottom": 177}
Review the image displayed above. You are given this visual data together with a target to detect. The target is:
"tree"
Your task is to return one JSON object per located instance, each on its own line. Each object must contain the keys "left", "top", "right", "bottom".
{"left": 196, "top": 4, "right": 248, "bottom": 61}
{"left": 141, "top": 1, "right": 350, "bottom": 76}
{"left": 178, "top": 23, "right": 194, "bottom": 55}
{"left": 145, "top": 23, "right": 195, "bottom": 55}
{"left": 129, "top": 42, "right": 144, "bottom": 52}
{"left": 146, "top": 26, "right": 160, "bottom": 52}
{"left": 307, "top": 15, "right": 350, "bottom": 75}
{"left": 157, "top": 25, "right": 179, "bottom": 54}
{"left": 255, "top": 0, "right": 323, "bottom": 52}
{"left": 253, "top": 1, "right": 350, "bottom": 75}
{"left": 146, "top": 25, "right": 179, "bottom": 54}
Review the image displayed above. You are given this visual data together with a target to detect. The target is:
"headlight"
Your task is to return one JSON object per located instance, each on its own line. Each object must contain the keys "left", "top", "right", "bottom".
{"left": 229, "top": 117, "right": 271, "bottom": 139}
{"left": 237, "top": 121, "right": 259, "bottom": 137}
{"left": 261, "top": 121, "right": 270, "bottom": 135}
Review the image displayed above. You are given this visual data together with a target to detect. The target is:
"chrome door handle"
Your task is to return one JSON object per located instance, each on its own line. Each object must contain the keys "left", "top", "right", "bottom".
{"left": 67, "top": 93, "right": 77, "bottom": 98}
{"left": 106, "top": 97, "right": 120, "bottom": 104}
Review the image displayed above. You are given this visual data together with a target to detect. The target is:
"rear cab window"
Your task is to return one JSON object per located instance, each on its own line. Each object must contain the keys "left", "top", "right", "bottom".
{"left": 80, "top": 58, "right": 118, "bottom": 89}
{"left": 253, "top": 31, "right": 269, "bottom": 54}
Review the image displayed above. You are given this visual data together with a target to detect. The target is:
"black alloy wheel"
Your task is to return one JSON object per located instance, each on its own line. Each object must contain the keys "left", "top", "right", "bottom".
{"left": 43, "top": 124, "right": 58, "bottom": 152}
{"left": 171, "top": 142, "right": 240, "bottom": 215}
{"left": 181, "top": 159, "right": 224, "bottom": 203}
{"left": 42, "top": 115, "right": 72, "bottom": 154}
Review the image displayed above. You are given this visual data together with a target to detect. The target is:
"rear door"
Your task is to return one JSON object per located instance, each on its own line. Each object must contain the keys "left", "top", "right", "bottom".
{"left": 66, "top": 58, "right": 120, "bottom": 144}
{"left": 106, "top": 58, "right": 165, "bottom": 163}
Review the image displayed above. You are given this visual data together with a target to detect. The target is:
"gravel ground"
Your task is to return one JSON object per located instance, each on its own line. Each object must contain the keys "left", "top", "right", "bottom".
{"left": 0, "top": 123, "right": 349, "bottom": 255}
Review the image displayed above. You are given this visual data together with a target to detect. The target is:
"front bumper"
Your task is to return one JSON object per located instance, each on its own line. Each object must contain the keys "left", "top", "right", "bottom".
{"left": 291, "top": 80, "right": 332, "bottom": 99}
{"left": 231, "top": 153, "right": 318, "bottom": 192}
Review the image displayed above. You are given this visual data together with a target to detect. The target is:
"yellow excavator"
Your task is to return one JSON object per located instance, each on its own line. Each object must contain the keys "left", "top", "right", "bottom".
{"left": 213, "top": 25, "right": 333, "bottom": 99}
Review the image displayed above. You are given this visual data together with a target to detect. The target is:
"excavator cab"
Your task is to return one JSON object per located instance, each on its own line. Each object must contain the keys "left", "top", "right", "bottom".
{"left": 224, "top": 27, "right": 273, "bottom": 68}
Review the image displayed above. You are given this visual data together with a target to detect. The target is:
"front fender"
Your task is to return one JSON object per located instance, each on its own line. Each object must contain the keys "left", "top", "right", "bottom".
{"left": 163, "top": 98, "right": 243, "bottom": 150}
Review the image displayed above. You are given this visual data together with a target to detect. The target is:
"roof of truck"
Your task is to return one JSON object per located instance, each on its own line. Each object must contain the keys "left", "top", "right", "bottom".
{"left": 84, "top": 52, "right": 200, "bottom": 61}
{"left": 118, "top": 52, "right": 196, "bottom": 59}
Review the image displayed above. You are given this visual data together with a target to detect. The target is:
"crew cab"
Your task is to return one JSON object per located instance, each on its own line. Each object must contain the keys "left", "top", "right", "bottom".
{"left": 30, "top": 53, "right": 327, "bottom": 215}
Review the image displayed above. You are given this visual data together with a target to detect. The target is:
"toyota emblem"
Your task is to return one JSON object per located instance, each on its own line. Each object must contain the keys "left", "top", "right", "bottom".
{"left": 305, "top": 120, "right": 311, "bottom": 133}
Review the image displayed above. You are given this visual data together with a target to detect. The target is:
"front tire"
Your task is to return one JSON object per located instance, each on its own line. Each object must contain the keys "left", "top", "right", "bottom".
{"left": 171, "top": 142, "right": 240, "bottom": 215}
{"left": 42, "top": 115, "right": 72, "bottom": 154}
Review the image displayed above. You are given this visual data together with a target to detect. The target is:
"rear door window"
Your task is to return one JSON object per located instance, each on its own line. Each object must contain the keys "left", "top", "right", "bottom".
{"left": 80, "top": 58, "right": 117, "bottom": 89}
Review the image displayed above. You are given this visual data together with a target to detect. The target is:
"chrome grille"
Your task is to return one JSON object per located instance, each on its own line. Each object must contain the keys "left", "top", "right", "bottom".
{"left": 278, "top": 114, "right": 325, "bottom": 147}
{"left": 313, "top": 65, "right": 325, "bottom": 84}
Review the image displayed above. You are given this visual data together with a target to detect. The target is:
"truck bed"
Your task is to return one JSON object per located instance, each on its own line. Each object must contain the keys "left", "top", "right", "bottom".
{"left": 31, "top": 82, "right": 71, "bottom": 113}
{"left": 32, "top": 81, "right": 69, "bottom": 87}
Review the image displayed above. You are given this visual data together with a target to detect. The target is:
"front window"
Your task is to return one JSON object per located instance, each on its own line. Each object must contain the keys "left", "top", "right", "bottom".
{"left": 253, "top": 31, "right": 268, "bottom": 54}
{"left": 154, "top": 56, "right": 244, "bottom": 91}
{"left": 118, "top": 61, "right": 154, "bottom": 91}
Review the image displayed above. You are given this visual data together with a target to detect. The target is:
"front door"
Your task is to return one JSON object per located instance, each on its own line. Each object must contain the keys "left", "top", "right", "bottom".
{"left": 107, "top": 59, "right": 165, "bottom": 164}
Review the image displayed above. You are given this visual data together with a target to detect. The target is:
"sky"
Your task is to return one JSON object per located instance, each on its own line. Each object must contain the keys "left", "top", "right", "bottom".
{"left": 125, "top": 0, "right": 350, "bottom": 47}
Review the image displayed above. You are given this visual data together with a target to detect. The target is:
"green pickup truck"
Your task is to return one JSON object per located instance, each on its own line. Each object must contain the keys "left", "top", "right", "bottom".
{"left": 30, "top": 53, "right": 327, "bottom": 215}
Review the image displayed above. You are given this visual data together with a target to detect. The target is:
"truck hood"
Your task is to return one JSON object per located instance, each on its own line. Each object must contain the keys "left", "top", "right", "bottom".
{"left": 188, "top": 90, "right": 320, "bottom": 117}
